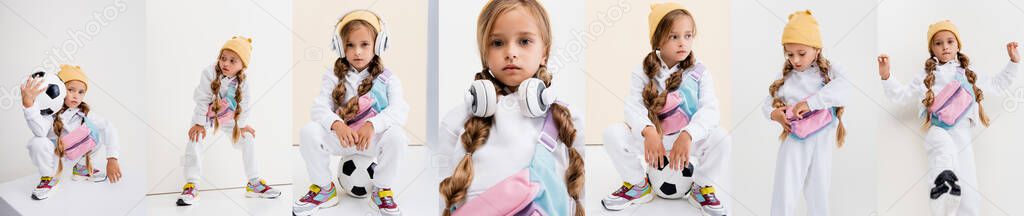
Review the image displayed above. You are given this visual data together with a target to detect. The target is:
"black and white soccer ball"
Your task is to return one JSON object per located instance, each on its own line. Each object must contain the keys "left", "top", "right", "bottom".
{"left": 647, "top": 155, "right": 696, "bottom": 199}
{"left": 27, "top": 71, "right": 66, "bottom": 116}
{"left": 336, "top": 155, "right": 377, "bottom": 198}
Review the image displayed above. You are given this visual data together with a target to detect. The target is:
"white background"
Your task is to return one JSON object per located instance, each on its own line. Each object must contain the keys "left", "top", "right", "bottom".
{"left": 143, "top": 0, "right": 292, "bottom": 195}
{"left": 729, "top": 0, "right": 879, "bottom": 214}
{"left": 0, "top": 0, "right": 146, "bottom": 214}
{"left": 434, "top": 0, "right": 586, "bottom": 212}
{"left": 437, "top": 0, "right": 586, "bottom": 118}
{"left": 876, "top": 0, "right": 1024, "bottom": 215}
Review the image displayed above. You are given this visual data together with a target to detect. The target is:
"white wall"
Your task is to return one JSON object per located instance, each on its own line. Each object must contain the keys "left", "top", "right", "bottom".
{"left": 877, "top": 0, "right": 1024, "bottom": 214}
{"left": 144, "top": 0, "right": 292, "bottom": 194}
{"left": 730, "top": 0, "right": 879, "bottom": 215}
{"left": 0, "top": 0, "right": 146, "bottom": 186}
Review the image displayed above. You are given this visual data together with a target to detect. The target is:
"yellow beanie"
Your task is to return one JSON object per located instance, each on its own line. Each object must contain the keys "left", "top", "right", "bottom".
{"left": 57, "top": 64, "right": 88, "bottom": 90}
{"left": 221, "top": 36, "right": 253, "bottom": 67}
{"left": 648, "top": 2, "right": 687, "bottom": 46}
{"left": 927, "top": 20, "right": 961, "bottom": 50}
{"left": 781, "top": 10, "right": 822, "bottom": 48}
{"left": 338, "top": 10, "right": 382, "bottom": 36}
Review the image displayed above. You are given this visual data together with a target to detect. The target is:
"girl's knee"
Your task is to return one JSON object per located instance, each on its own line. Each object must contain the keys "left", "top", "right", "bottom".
{"left": 26, "top": 137, "right": 53, "bottom": 151}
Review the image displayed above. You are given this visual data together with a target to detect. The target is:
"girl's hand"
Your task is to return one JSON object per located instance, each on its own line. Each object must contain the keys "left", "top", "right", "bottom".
{"left": 642, "top": 126, "right": 667, "bottom": 169}
{"left": 792, "top": 101, "right": 810, "bottom": 119}
{"left": 877, "top": 54, "right": 891, "bottom": 80}
{"left": 331, "top": 121, "right": 358, "bottom": 148}
{"left": 187, "top": 124, "right": 206, "bottom": 142}
{"left": 770, "top": 107, "right": 792, "bottom": 132}
{"left": 241, "top": 125, "right": 256, "bottom": 138}
{"left": 355, "top": 122, "right": 374, "bottom": 151}
{"left": 669, "top": 131, "right": 692, "bottom": 171}
{"left": 20, "top": 78, "right": 44, "bottom": 108}
{"left": 1008, "top": 42, "right": 1020, "bottom": 63}
{"left": 106, "top": 158, "right": 122, "bottom": 183}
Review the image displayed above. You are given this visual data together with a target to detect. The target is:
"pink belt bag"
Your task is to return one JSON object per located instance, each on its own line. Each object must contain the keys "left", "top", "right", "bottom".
{"left": 785, "top": 105, "right": 836, "bottom": 140}
{"left": 929, "top": 77, "right": 974, "bottom": 129}
{"left": 206, "top": 98, "right": 236, "bottom": 126}
{"left": 342, "top": 94, "right": 379, "bottom": 131}
{"left": 452, "top": 170, "right": 544, "bottom": 216}
{"left": 61, "top": 121, "right": 99, "bottom": 161}
{"left": 657, "top": 92, "right": 690, "bottom": 135}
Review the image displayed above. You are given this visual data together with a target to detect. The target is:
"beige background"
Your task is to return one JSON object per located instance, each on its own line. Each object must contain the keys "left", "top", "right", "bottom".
{"left": 291, "top": 0, "right": 428, "bottom": 146}
{"left": 584, "top": 0, "right": 733, "bottom": 144}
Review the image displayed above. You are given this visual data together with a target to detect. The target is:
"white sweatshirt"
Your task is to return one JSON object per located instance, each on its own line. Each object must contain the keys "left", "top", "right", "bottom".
{"left": 23, "top": 106, "right": 120, "bottom": 159}
{"left": 310, "top": 67, "right": 409, "bottom": 134}
{"left": 882, "top": 60, "right": 1018, "bottom": 125}
{"left": 191, "top": 64, "right": 252, "bottom": 128}
{"left": 436, "top": 90, "right": 586, "bottom": 202}
{"left": 761, "top": 62, "right": 851, "bottom": 121}
{"left": 624, "top": 57, "right": 721, "bottom": 143}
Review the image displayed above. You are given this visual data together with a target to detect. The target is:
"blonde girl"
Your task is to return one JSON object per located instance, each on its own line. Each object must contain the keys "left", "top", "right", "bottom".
{"left": 600, "top": 3, "right": 731, "bottom": 215}
{"left": 177, "top": 36, "right": 280, "bottom": 206}
{"left": 764, "top": 10, "right": 850, "bottom": 215}
{"left": 292, "top": 10, "right": 410, "bottom": 216}
{"left": 22, "top": 64, "right": 122, "bottom": 200}
{"left": 435, "top": 0, "right": 584, "bottom": 215}
{"left": 877, "top": 20, "right": 1019, "bottom": 215}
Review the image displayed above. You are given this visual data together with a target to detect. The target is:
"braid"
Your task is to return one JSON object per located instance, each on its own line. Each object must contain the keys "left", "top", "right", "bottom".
{"left": 537, "top": 66, "right": 584, "bottom": 216}
{"left": 211, "top": 66, "right": 224, "bottom": 131}
{"left": 815, "top": 54, "right": 846, "bottom": 147}
{"left": 768, "top": 60, "right": 795, "bottom": 141}
{"left": 922, "top": 57, "right": 938, "bottom": 129}
{"left": 440, "top": 70, "right": 498, "bottom": 216}
{"left": 231, "top": 72, "right": 245, "bottom": 144}
{"left": 331, "top": 58, "right": 351, "bottom": 116}
{"left": 958, "top": 53, "right": 990, "bottom": 127}
{"left": 340, "top": 56, "right": 384, "bottom": 119}
{"left": 51, "top": 105, "right": 70, "bottom": 176}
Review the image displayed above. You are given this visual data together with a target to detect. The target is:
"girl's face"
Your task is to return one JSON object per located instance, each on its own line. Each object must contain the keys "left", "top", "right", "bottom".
{"left": 930, "top": 30, "right": 959, "bottom": 63}
{"left": 783, "top": 43, "right": 819, "bottom": 71}
{"left": 657, "top": 15, "right": 695, "bottom": 68}
{"left": 218, "top": 50, "right": 244, "bottom": 77}
{"left": 485, "top": 7, "right": 547, "bottom": 89}
{"left": 64, "top": 80, "right": 86, "bottom": 109}
{"left": 343, "top": 24, "right": 376, "bottom": 71}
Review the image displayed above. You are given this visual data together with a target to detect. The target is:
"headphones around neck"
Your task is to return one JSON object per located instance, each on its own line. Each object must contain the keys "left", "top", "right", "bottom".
{"left": 466, "top": 75, "right": 555, "bottom": 118}
{"left": 332, "top": 10, "right": 390, "bottom": 59}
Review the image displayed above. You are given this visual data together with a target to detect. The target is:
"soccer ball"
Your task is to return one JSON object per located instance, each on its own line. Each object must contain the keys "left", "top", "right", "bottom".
{"left": 647, "top": 155, "right": 696, "bottom": 199}
{"left": 336, "top": 155, "right": 377, "bottom": 198}
{"left": 27, "top": 71, "right": 66, "bottom": 116}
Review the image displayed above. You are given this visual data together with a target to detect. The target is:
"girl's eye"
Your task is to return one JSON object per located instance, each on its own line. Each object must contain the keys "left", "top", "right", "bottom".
{"left": 670, "top": 35, "right": 679, "bottom": 40}
{"left": 491, "top": 39, "right": 504, "bottom": 47}
{"left": 684, "top": 34, "right": 693, "bottom": 39}
{"left": 519, "top": 38, "right": 531, "bottom": 46}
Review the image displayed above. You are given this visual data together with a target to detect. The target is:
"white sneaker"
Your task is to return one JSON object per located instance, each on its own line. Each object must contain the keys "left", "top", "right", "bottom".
{"left": 31, "top": 176, "right": 58, "bottom": 200}
{"left": 176, "top": 182, "right": 199, "bottom": 206}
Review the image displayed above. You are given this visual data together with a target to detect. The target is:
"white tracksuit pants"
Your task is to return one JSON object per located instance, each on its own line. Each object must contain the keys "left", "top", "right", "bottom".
{"left": 603, "top": 124, "right": 733, "bottom": 198}
{"left": 771, "top": 121, "right": 837, "bottom": 216}
{"left": 924, "top": 122, "right": 978, "bottom": 216}
{"left": 27, "top": 137, "right": 103, "bottom": 177}
{"left": 182, "top": 125, "right": 259, "bottom": 183}
{"left": 299, "top": 122, "right": 408, "bottom": 188}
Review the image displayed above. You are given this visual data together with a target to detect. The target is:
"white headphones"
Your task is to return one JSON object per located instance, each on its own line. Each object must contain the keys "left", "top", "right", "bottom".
{"left": 331, "top": 10, "right": 390, "bottom": 59}
{"left": 466, "top": 76, "right": 555, "bottom": 118}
